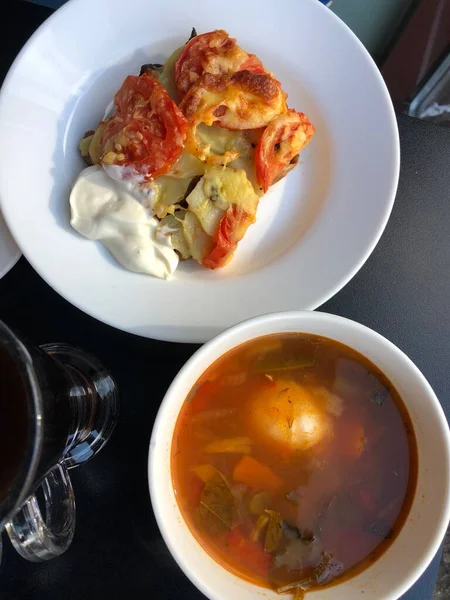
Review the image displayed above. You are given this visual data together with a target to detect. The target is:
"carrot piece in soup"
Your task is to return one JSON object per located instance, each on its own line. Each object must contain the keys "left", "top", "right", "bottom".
{"left": 204, "top": 436, "right": 251, "bottom": 454}
{"left": 191, "top": 464, "right": 218, "bottom": 483}
{"left": 226, "top": 528, "right": 272, "bottom": 574}
{"left": 233, "top": 456, "right": 282, "bottom": 493}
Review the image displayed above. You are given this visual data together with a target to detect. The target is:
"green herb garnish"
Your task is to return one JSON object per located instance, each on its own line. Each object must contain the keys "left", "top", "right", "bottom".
{"left": 276, "top": 581, "right": 312, "bottom": 596}
{"left": 251, "top": 513, "right": 270, "bottom": 542}
{"left": 197, "top": 472, "right": 235, "bottom": 535}
{"left": 264, "top": 510, "right": 283, "bottom": 552}
{"left": 251, "top": 509, "right": 283, "bottom": 552}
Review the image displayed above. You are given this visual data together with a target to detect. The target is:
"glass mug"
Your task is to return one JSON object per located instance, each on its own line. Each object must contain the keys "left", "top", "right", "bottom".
{"left": 0, "top": 320, "right": 119, "bottom": 562}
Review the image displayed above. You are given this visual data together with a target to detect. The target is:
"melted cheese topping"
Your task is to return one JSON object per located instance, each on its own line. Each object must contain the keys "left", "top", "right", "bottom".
{"left": 180, "top": 71, "right": 286, "bottom": 161}
{"left": 175, "top": 30, "right": 258, "bottom": 96}
{"left": 181, "top": 71, "right": 286, "bottom": 132}
{"left": 74, "top": 31, "right": 311, "bottom": 278}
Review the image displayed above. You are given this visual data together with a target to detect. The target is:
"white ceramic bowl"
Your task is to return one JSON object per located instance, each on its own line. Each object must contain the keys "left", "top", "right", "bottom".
{"left": 0, "top": 0, "right": 399, "bottom": 342}
{"left": 149, "top": 311, "right": 450, "bottom": 600}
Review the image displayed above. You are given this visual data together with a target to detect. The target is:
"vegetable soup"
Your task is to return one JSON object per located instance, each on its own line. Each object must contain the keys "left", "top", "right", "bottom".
{"left": 171, "top": 334, "right": 418, "bottom": 598}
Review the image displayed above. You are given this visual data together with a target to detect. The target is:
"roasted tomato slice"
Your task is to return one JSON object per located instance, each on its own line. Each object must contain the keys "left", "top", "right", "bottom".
{"left": 175, "top": 29, "right": 265, "bottom": 97}
{"left": 180, "top": 70, "right": 287, "bottom": 161}
{"left": 202, "top": 205, "right": 254, "bottom": 269}
{"left": 100, "top": 73, "right": 189, "bottom": 181}
{"left": 255, "top": 110, "right": 315, "bottom": 192}
{"left": 239, "top": 53, "right": 266, "bottom": 75}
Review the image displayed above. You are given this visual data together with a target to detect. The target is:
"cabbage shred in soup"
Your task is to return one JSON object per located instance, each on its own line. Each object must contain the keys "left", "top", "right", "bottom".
{"left": 171, "top": 334, "right": 418, "bottom": 598}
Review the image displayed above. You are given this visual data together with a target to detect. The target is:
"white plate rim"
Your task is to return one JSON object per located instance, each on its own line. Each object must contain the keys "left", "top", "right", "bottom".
{"left": 0, "top": 212, "right": 21, "bottom": 281}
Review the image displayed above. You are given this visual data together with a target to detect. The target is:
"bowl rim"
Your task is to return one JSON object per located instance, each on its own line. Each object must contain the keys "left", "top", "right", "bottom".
{"left": 149, "top": 310, "right": 450, "bottom": 600}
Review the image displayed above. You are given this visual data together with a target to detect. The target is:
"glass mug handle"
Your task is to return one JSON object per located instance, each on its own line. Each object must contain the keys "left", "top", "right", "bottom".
{"left": 5, "top": 462, "right": 75, "bottom": 562}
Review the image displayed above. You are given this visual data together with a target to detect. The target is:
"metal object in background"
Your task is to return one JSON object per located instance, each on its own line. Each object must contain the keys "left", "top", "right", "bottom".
{"left": 381, "top": 0, "right": 450, "bottom": 125}
{"left": 408, "top": 52, "right": 450, "bottom": 127}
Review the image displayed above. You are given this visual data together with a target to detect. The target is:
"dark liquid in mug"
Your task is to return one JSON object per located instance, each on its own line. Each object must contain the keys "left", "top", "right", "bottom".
{"left": 0, "top": 345, "right": 30, "bottom": 503}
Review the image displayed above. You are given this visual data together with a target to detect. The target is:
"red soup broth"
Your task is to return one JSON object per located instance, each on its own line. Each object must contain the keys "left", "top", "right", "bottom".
{"left": 171, "top": 333, "right": 418, "bottom": 598}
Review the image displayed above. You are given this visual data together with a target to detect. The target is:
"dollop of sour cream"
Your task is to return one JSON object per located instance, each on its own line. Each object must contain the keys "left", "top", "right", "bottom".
{"left": 70, "top": 165, "right": 178, "bottom": 279}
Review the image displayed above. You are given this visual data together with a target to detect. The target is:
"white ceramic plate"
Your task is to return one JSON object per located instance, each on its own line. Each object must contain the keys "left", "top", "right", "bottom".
{"left": 0, "top": 0, "right": 399, "bottom": 343}
{"left": 0, "top": 211, "right": 20, "bottom": 281}
{"left": 150, "top": 312, "right": 450, "bottom": 600}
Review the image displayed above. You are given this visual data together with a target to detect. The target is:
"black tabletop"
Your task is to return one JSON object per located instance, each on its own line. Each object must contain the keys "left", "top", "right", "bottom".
{"left": 2, "top": 3, "right": 450, "bottom": 599}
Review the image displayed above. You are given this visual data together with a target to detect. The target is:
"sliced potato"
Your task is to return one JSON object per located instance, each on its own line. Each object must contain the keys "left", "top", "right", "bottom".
{"left": 188, "top": 164, "right": 258, "bottom": 210}
{"left": 158, "top": 214, "right": 191, "bottom": 259}
{"left": 159, "top": 46, "right": 183, "bottom": 102}
{"left": 167, "top": 150, "right": 205, "bottom": 179}
{"left": 78, "top": 133, "right": 94, "bottom": 162}
{"left": 181, "top": 211, "right": 213, "bottom": 262}
{"left": 184, "top": 165, "right": 260, "bottom": 260}
{"left": 152, "top": 177, "right": 194, "bottom": 218}
{"left": 88, "top": 121, "right": 107, "bottom": 165}
{"left": 230, "top": 130, "right": 262, "bottom": 195}
{"left": 184, "top": 165, "right": 260, "bottom": 268}
{"left": 186, "top": 173, "right": 226, "bottom": 237}
{"left": 196, "top": 124, "right": 250, "bottom": 160}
